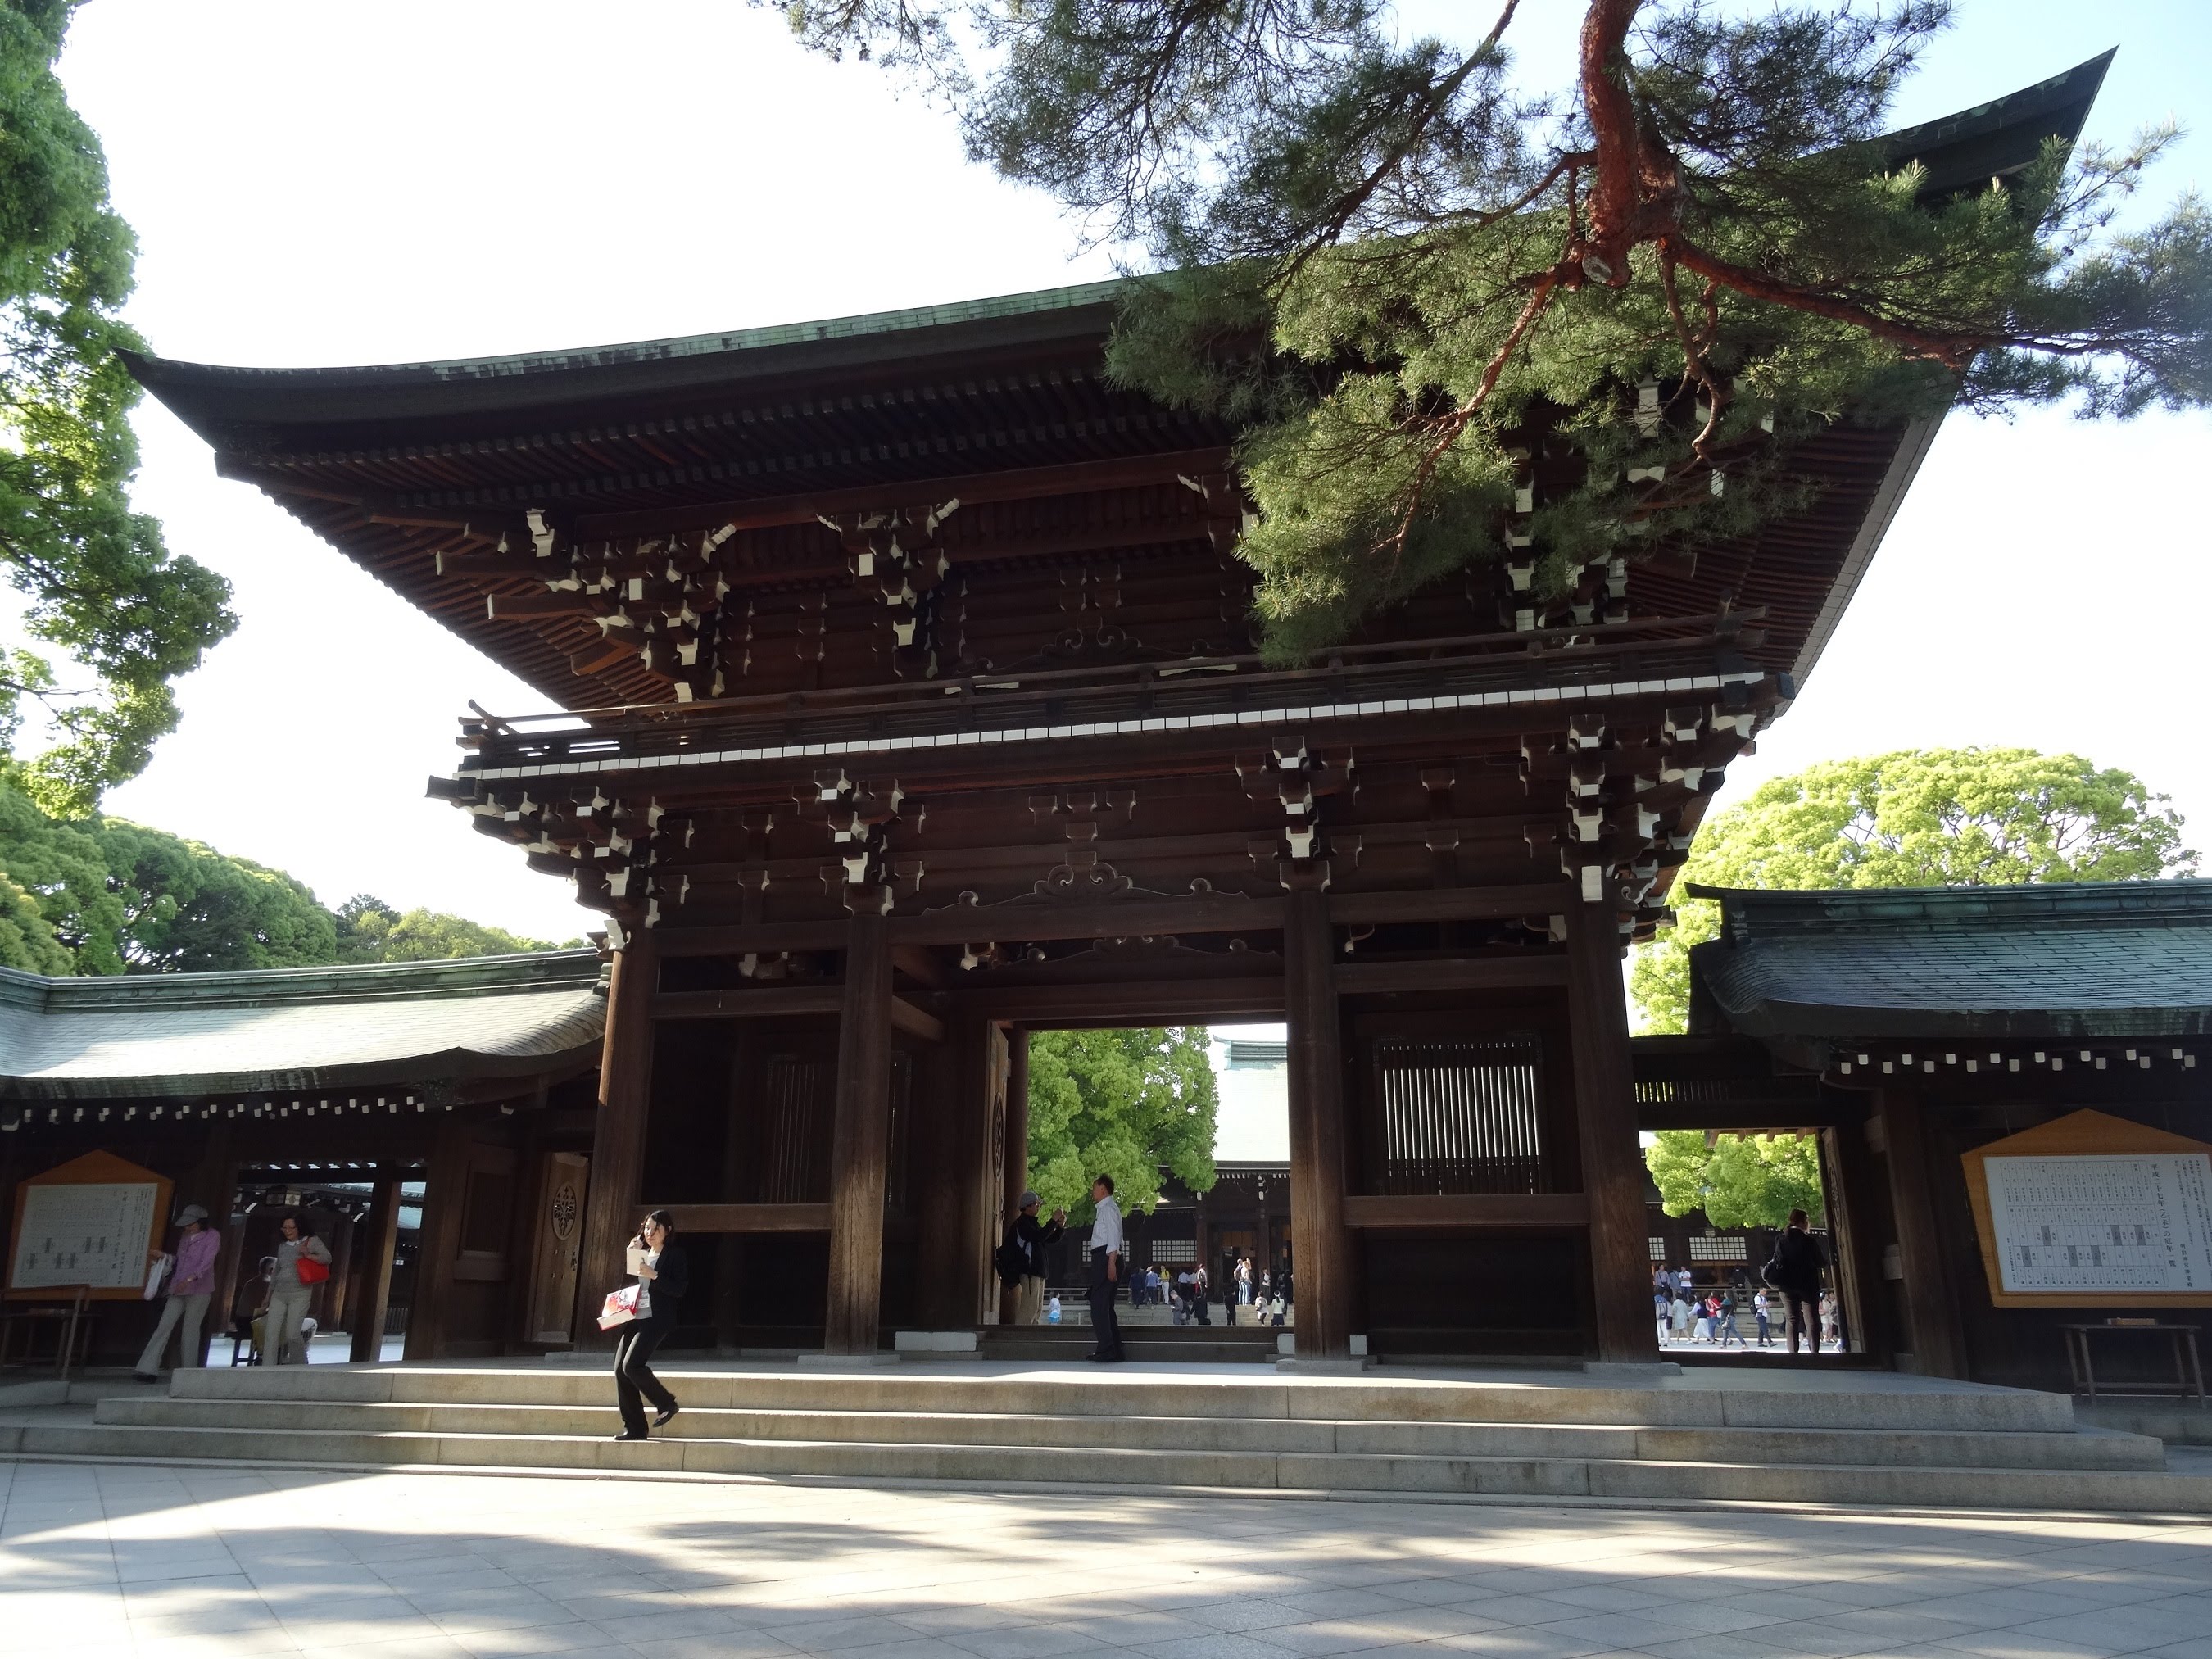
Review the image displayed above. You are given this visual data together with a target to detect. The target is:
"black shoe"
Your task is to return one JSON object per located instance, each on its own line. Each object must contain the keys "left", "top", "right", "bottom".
{"left": 653, "top": 1403, "right": 680, "bottom": 1428}
{"left": 132, "top": 1371, "right": 161, "bottom": 1384}
{"left": 613, "top": 1430, "right": 648, "bottom": 1441}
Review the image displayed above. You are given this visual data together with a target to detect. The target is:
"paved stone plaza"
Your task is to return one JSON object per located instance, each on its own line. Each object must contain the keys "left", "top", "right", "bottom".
{"left": 5, "top": 1458, "right": 2212, "bottom": 1659}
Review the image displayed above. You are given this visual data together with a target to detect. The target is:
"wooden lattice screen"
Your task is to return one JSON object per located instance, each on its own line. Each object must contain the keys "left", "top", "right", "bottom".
{"left": 759, "top": 1055, "right": 832, "bottom": 1203}
{"left": 1368, "top": 1031, "right": 1552, "bottom": 1195}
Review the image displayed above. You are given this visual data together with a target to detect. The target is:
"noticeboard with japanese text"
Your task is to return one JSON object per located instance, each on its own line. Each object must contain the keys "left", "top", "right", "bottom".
{"left": 1964, "top": 1110, "right": 2212, "bottom": 1308}
{"left": 4, "top": 1150, "right": 175, "bottom": 1301}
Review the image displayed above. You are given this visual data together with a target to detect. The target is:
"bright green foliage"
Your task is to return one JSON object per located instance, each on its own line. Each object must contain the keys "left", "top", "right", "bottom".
{"left": 767, "top": 1, "right": 2211, "bottom": 656}
{"left": 1024, "top": 1026, "right": 1219, "bottom": 1221}
{"left": 1631, "top": 748, "right": 2196, "bottom": 1033}
{"left": 0, "top": 776, "right": 575, "bottom": 975}
{"left": 0, "top": 1, "right": 234, "bottom": 814}
{"left": 1646, "top": 1129, "right": 1824, "bottom": 1229}
{"left": 0, "top": 864, "right": 67, "bottom": 971}
{"left": 333, "top": 895, "right": 569, "bottom": 963}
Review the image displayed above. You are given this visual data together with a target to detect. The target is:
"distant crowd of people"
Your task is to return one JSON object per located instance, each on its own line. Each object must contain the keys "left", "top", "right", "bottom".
{"left": 993, "top": 1181, "right": 1290, "bottom": 1358}
{"left": 1652, "top": 1207, "right": 1840, "bottom": 1353}
{"left": 1126, "top": 1256, "right": 1289, "bottom": 1327}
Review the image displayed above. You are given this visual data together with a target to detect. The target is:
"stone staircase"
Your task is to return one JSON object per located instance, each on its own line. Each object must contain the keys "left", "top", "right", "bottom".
{"left": 978, "top": 1322, "right": 1280, "bottom": 1363}
{"left": 11, "top": 1363, "right": 2212, "bottom": 1513}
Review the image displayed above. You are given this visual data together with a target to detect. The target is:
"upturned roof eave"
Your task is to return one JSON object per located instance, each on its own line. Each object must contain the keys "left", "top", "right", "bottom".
{"left": 122, "top": 280, "right": 1129, "bottom": 442}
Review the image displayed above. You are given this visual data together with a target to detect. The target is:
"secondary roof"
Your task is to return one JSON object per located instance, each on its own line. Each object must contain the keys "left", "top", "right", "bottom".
{"left": 1687, "top": 881, "right": 2212, "bottom": 1044}
{"left": 0, "top": 950, "right": 607, "bottom": 1103}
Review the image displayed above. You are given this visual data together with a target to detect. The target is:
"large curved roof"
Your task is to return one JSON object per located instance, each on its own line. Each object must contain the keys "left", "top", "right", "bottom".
{"left": 120, "top": 54, "right": 2113, "bottom": 714}
{"left": 0, "top": 950, "right": 606, "bottom": 1102}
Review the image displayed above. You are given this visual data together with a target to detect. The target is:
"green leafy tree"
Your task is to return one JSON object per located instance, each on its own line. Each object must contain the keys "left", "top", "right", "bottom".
{"left": 0, "top": 865, "right": 68, "bottom": 972}
{"left": 1025, "top": 1026, "right": 1219, "bottom": 1219}
{"left": 335, "top": 894, "right": 572, "bottom": 962}
{"left": 1632, "top": 747, "right": 2196, "bottom": 1032}
{"left": 1647, "top": 1129, "right": 1824, "bottom": 1229}
{"left": 768, "top": 0, "right": 2210, "bottom": 655}
{"left": 0, "top": 776, "right": 572, "bottom": 974}
{"left": 0, "top": 1, "right": 234, "bottom": 812}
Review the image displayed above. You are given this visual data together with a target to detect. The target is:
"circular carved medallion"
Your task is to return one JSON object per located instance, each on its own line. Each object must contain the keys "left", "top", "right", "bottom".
{"left": 551, "top": 1182, "right": 578, "bottom": 1240}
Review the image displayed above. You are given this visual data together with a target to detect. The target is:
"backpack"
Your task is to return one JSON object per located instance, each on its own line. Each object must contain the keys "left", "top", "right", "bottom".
{"left": 994, "top": 1222, "right": 1027, "bottom": 1286}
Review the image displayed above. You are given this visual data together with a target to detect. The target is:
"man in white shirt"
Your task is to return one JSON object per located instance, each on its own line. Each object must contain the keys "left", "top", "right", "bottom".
{"left": 1086, "top": 1174, "right": 1126, "bottom": 1362}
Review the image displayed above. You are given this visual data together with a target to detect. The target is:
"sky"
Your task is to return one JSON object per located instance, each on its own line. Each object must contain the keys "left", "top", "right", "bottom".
{"left": 29, "top": 0, "right": 2212, "bottom": 942}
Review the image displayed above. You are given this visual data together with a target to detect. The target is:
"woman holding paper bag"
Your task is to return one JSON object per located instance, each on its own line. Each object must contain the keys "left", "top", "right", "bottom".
{"left": 133, "top": 1205, "right": 220, "bottom": 1380}
{"left": 612, "top": 1210, "right": 687, "bottom": 1441}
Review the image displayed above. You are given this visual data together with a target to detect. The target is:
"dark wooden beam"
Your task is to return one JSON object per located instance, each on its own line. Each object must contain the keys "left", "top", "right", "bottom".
{"left": 892, "top": 895, "right": 1283, "bottom": 946}
{"left": 1566, "top": 901, "right": 1659, "bottom": 1362}
{"left": 1335, "top": 956, "right": 1570, "bottom": 995}
{"left": 949, "top": 978, "right": 1286, "bottom": 1024}
{"left": 824, "top": 904, "right": 895, "bottom": 1354}
{"left": 1343, "top": 1193, "right": 1592, "bottom": 1230}
{"left": 1330, "top": 884, "right": 1575, "bottom": 926}
{"left": 655, "top": 921, "right": 851, "bottom": 958}
{"left": 651, "top": 1203, "right": 832, "bottom": 1234}
{"left": 654, "top": 986, "right": 842, "bottom": 1020}
{"left": 891, "top": 945, "right": 947, "bottom": 989}
{"left": 891, "top": 996, "right": 947, "bottom": 1045}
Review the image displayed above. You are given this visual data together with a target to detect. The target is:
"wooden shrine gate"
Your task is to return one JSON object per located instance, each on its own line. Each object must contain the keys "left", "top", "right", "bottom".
{"left": 120, "top": 61, "right": 2100, "bottom": 1360}
{"left": 593, "top": 873, "right": 1652, "bottom": 1360}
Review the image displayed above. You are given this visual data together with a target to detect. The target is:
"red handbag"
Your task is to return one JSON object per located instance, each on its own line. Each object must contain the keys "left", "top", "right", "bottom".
{"left": 294, "top": 1254, "right": 330, "bottom": 1285}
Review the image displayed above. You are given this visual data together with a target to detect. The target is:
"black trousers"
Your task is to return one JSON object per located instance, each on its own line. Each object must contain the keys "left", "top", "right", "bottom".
{"left": 1783, "top": 1293, "right": 1820, "bottom": 1353}
{"left": 614, "top": 1315, "right": 678, "bottom": 1434}
{"left": 1086, "top": 1246, "right": 1124, "bottom": 1358}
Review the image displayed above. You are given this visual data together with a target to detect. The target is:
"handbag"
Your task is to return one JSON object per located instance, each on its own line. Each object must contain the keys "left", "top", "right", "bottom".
{"left": 143, "top": 1252, "right": 174, "bottom": 1301}
{"left": 597, "top": 1285, "right": 643, "bottom": 1331}
{"left": 294, "top": 1253, "right": 330, "bottom": 1285}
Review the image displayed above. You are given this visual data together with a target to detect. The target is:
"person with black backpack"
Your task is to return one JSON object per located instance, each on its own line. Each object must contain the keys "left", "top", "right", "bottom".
{"left": 1762, "top": 1208, "right": 1827, "bottom": 1357}
{"left": 995, "top": 1190, "right": 1066, "bottom": 1326}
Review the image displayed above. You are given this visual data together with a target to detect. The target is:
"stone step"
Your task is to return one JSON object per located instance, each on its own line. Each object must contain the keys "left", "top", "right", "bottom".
{"left": 980, "top": 1335, "right": 1278, "bottom": 1362}
{"left": 14, "top": 1420, "right": 2210, "bottom": 1513}
{"left": 158, "top": 1367, "right": 2081, "bottom": 1433}
{"left": 91, "top": 1396, "right": 2167, "bottom": 1471}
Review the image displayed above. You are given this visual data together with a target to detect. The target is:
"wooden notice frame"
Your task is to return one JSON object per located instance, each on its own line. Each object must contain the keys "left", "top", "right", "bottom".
{"left": 1964, "top": 1109, "right": 2212, "bottom": 1308}
{"left": 5, "top": 1150, "right": 175, "bottom": 1302}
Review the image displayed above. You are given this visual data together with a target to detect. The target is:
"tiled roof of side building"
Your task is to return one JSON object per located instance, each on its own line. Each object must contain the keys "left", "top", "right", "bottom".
{"left": 1685, "top": 880, "right": 2212, "bottom": 1042}
{"left": 0, "top": 950, "right": 607, "bottom": 1102}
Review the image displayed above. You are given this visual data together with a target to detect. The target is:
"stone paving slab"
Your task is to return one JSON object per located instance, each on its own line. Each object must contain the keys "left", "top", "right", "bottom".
{"left": 4, "top": 1457, "right": 2212, "bottom": 1659}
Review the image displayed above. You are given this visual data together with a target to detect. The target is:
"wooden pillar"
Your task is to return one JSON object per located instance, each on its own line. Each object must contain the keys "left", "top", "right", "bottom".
{"left": 998, "top": 1026, "right": 1030, "bottom": 1326}
{"left": 406, "top": 1118, "right": 469, "bottom": 1362}
{"left": 824, "top": 904, "right": 895, "bottom": 1353}
{"left": 1283, "top": 883, "right": 1353, "bottom": 1358}
{"left": 349, "top": 1171, "right": 405, "bottom": 1363}
{"left": 570, "top": 932, "right": 660, "bottom": 1349}
{"left": 1820, "top": 1122, "right": 1883, "bottom": 1360}
{"left": 323, "top": 1207, "right": 357, "bottom": 1334}
{"left": 1873, "top": 1086, "right": 1967, "bottom": 1377}
{"left": 1566, "top": 901, "right": 1658, "bottom": 1362}
{"left": 181, "top": 1122, "right": 238, "bottom": 1366}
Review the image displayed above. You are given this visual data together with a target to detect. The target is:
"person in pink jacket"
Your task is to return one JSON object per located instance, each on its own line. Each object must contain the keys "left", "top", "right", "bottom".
{"left": 134, "top": 1205, "right": 222, "bottom": 1380}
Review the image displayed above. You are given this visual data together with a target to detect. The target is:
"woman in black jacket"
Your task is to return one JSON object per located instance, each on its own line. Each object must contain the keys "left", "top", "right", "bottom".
{"left": 613, "top": 1210, "right": 687, "bottom": 1441}
{"left": 1766, "top": 1208, "right": 1827, "bottom": 1357}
